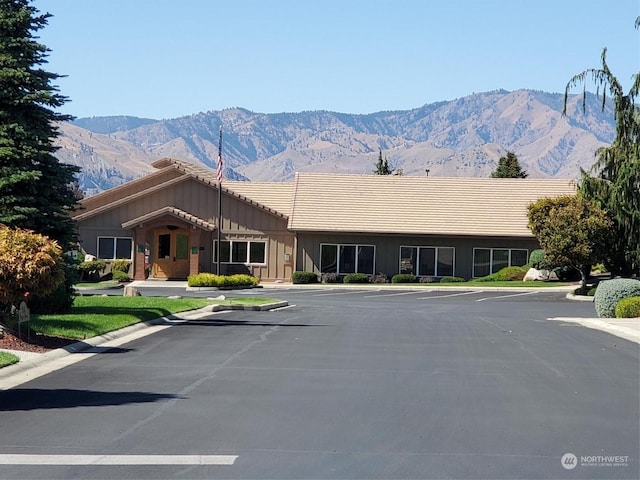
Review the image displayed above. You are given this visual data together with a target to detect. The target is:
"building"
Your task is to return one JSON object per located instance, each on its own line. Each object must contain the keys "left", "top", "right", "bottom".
{"left": 73, "top": 158, "right": 576, "bottom": 282}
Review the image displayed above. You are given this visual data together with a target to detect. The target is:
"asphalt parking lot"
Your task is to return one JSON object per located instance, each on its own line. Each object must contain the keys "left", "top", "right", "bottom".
{"left": 0, "top": 283, "right": 638, "bottom": 479}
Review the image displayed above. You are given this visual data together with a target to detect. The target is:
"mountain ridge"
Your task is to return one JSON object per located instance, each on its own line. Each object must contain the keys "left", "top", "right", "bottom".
{"left": 56, "top": 89, "right": 614, "bottom": 195}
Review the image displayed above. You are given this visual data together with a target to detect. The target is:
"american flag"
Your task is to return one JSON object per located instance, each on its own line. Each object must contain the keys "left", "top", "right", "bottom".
{"left": 217, "top": 126, "right": 223, "bottom": 185}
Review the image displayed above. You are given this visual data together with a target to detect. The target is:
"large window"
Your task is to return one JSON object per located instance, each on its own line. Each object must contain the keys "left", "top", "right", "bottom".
{"left": 98, "top": 237, "right": 133, "bottom": 260}
{"left": 400, "top": 246, "right": 455, "bottom": 277}
{"left": 320, "top": 244, "right": 375, "bottom": 275}
{"left": 473, "top": 248, "right": 528, "bottom": 277}
{"left": 214, "top": 240, "right": 266, "bottom": 264}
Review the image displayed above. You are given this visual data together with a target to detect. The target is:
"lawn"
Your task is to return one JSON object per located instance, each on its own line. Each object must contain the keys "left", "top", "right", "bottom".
{"left": 30, "top": 295, "right": 280, "bottom": 341}
{"left": 0, "top": 351, "right": 19, "bottom": 368}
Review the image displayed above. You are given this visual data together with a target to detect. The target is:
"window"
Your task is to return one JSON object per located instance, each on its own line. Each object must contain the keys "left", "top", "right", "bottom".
{"left": 98, "top": 237, "right": 133, "bottom": 260}
{"left": 320, "top": 244, "right": 375, "bottom": 275}
{"left": 473, "top": 248, "right": 529, "bottom": 277}
{"left": 400, "top": 246, "right": 455, "bottom": 277}
{"left": 214, "top": 240, "right": 266, "bottom": 264}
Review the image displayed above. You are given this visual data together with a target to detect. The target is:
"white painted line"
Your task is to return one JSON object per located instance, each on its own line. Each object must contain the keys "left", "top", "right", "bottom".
{"left": 312, "top": 290, "right": 369, "bottom": 297}
{"left": 476, "top": 291, "right": 539, "bottom": 302}
{"left": 364, "top": 290, "right": 430, "bottom": 298}
{"left": 0, "top": 454, "right": 237, "bottom": 465}
{"left": 417, "top": 291, "right": 482, "bottom": 300}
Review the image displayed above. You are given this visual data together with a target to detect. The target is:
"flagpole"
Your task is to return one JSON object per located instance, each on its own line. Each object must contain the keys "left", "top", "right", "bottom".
{"left": 216, "top": 125, "right": 223, "bottom": 276}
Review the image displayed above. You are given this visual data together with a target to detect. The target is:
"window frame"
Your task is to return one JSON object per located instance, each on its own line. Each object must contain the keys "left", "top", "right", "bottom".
{"left": 214, "top": 240, "right": 267, "bottom": 265}
{"left": 399, "top": 245, "right": 455, "bottom": 277}
{"left": 472, "top": 247, "right": 529, "bottom": 277}
{"left": 320, "top": 243, "right": 376, "bottom": 275}
{"left": 97, "top": 236, "right": 133, "bottom": 260}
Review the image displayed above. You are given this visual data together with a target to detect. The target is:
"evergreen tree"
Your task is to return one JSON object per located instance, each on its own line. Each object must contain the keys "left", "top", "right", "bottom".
{"left": 490, "top": 151, "right": 528, "bottom": 178}
{"left": 563, "top": 18, "right": 640, "bottom": 276}
{"left": 374, "top": 148, "right": 392, "bottom": 175}
{"left": 0, "top": 0, "right": 80, "bottom": 247}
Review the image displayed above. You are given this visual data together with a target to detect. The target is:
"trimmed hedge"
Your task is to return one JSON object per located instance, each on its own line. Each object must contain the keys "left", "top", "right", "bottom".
{"left": 343, "top": 273, "right": 370, "bottom": 284}
{"left": 112, "top": 270, "right": 131, "bottom": 283}
{"left": 594, "top": 278, "right": 640, "bottom": 318}
{"left": 111, "top": 259, "right": 131, "bottom": 273}
{"left": 474, "top": 266, "right": 527, "bottom": 282}
{"left": 292, "top": 271, "right": 319, "bottom": 284}
{"left": 187, "top": 273, "right": 259, "bottom": 288}
{"left": 615, "top": 296, "right": 640, "bottom": 318}
{"left": 391, "top": 273, "right": 417, "bottom": 284}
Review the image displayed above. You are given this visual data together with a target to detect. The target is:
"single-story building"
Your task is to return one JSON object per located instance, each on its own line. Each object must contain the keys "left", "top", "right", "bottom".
{"left": 73, "top": 157, "right": 577, "bottom": 281}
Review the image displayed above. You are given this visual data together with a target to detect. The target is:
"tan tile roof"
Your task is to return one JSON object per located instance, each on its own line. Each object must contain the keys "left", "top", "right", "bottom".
{"left": 287, "top": 173, "right": 577, "bottom": 237}
{"left": 223, "top": 181, "right": 295, "bottom": 216}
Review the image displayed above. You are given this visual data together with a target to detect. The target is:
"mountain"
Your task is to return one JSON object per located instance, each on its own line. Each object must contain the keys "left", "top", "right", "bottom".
{"left": 55, "top": 89, "right": 615, "bottom": 195}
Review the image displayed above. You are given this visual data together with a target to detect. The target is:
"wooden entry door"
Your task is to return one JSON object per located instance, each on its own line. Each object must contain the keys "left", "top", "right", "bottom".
{"left": 153, "top": 228, "right": 190, "bottom": 279}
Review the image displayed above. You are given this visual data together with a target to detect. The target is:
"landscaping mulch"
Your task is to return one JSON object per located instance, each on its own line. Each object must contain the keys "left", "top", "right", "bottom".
{"left": 0, "top": 328, "right": 75, "bottom": 353}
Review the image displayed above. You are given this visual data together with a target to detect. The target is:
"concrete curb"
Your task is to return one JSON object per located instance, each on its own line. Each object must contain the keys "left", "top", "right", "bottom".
{"left": 566, "top": 293, "right": 595, "bottom": 302}
{"left": 549, "top": 317, "right": 640, "bottom": 344}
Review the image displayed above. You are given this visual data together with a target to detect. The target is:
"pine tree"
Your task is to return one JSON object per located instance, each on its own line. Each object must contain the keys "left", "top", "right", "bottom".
{"left": 0, "top": 0, "right": 80, "bottom": 247}
{"left": 490, "top": 151, "right": 528, "bottom": 178}
{"left": 374, "top": 148, "right": 392, "bottom": 175}
{"left": 563, "top": 18, "right": 640, "bottom": 275}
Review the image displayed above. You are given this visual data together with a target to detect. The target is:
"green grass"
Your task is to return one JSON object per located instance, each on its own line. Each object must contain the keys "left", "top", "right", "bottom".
{"left": 74, "top": 280, "right": 120, "bottom": 288}
{"left": 214, "top": 297, "right": 281, "bottom": 306}
{"left": 31, "top": 296, "right": 215, "bottom": 340}
{"left": 0, "top": 351, "right": 20, "bottom": 368}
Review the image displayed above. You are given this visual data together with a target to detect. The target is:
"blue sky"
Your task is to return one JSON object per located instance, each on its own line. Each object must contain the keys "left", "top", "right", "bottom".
{"left": 33, "top": 0, "right": 639, "bottom": 119}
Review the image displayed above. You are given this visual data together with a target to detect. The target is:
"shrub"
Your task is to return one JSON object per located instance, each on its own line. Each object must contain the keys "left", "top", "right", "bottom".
{"left": 594, "top": 278, "right": 640, "bottom": 318}
{"left": 554, "top": 265, "right": 581, "bottom": 282}
{"left": 573, "top": 286, "right": 598, "bottom": 297}
{"left": 419, "top": 276, "right": 438, "bottom": 283}
{"left": 291, "top": 271, "right": 318, "bottom": 284}
{"left": 371, "top": 273, "right": 389, "bottom": 284}
{"left": 391, "top": 273, "right": 417, "bottom": 284}
{"left": 112, "top": 270, "right": 131, "bottom": 283}
{"left": 78, "top": 260, "right": 107, "bottom": 282}
{"left": 440, "top": 276, "right": 466, "bottom": 283}
{"left": 111, "top": 259, "right": 131, "bottom": 273}
{"left": 343, "top": 273, "right": 370, "bottom": 284}
{"left": 0, "top": 226, "right": 65, "bottom": 311}
{"left": 28, "top": 257, "right": 78, "bottom": 314}
{"left": 528, "top": 249, "right": 550, "bottom": 269}
{"left": 475, "top": 266, "right": 527, "bottom": 282}
{"left": 321, "top": 272, "right": 340, "bottom": 283}
{"left": 615, "top": 296, "right": 640, "bottom": 318}
{"left": 187, "top": 273, "right": 259, "bottom": 288}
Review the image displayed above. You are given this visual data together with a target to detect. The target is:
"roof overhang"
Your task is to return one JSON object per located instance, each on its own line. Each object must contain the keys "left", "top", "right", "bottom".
{"left": 121, "top": 206, "right": 216, "bottom": 231}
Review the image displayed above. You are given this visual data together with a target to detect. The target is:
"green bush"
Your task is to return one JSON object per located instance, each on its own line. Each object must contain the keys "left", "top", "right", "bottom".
{"left": 594, "top": 278, "right": 640, "bottom": 318}
{"left": 78, "top": 260, "right": 107, "bottom": 282}
{"left": 343, "top": 273, "right": 370, "bottom": 284}
{"left": 111, "top": 259, "right": 131, "bottom": 273}
{"left": 615, "top": 296, "right": 640, "bottom": 318}
{"left": 391, "top": 273, "right": 417, "bottom": 284}
{"left": 112, "top": 270, "right": 131, "bottom": 283}
{"left": 291, "top": 271, "right": 318, "bottom": 284}
{"left": 27, "top": 257, "right": 78, "bottom": 314}
{"left": 440, "top": 276, "right": 466, "bottom": 283}
{"left": 187, "top": 273, "right": 259, "bottom": 288}
{"left": 321, "top": 272, "right": 340, "bottom": 283}
{"left": 528, "top": 249, "right": 549, "bottom": 269}
{"left": 474, "top": 266, "right": 527, "bottom": 282}
{"left": 573, "top": 286, "right": 598, "bottom": 297}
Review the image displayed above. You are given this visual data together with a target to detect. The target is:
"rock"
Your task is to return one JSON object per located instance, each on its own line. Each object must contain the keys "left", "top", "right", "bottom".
{"left": 523, "top": 267, "right": 550, "bottom": 281}
{"left": 123, "top": 286, "right": 141, "bottom": 297}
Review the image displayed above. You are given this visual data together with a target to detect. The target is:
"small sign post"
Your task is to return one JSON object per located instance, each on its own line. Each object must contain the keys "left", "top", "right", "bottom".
{"left": 18, "top": 300, "right": 30, "bottom": 340}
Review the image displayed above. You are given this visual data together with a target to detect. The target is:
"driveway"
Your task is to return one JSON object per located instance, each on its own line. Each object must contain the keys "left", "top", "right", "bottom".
{"left": 0, "top": 289, "right": 637, "bottom": 479}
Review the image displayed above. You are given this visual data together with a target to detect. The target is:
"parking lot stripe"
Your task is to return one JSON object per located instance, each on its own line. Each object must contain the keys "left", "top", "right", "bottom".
{"left": 416, "top": 291, "right": 482, "bottom": 300}
{"left": 363, "top": 290, "right": 430, "bottom": 298}
{"left": 0, "top": 454, "right": 238, "bottom": 465}
{"left": 312, "top": 290, "right": 370, "bottom": 297}
{"left": 476, "top": 291, "right": 540, "bottom": 302}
